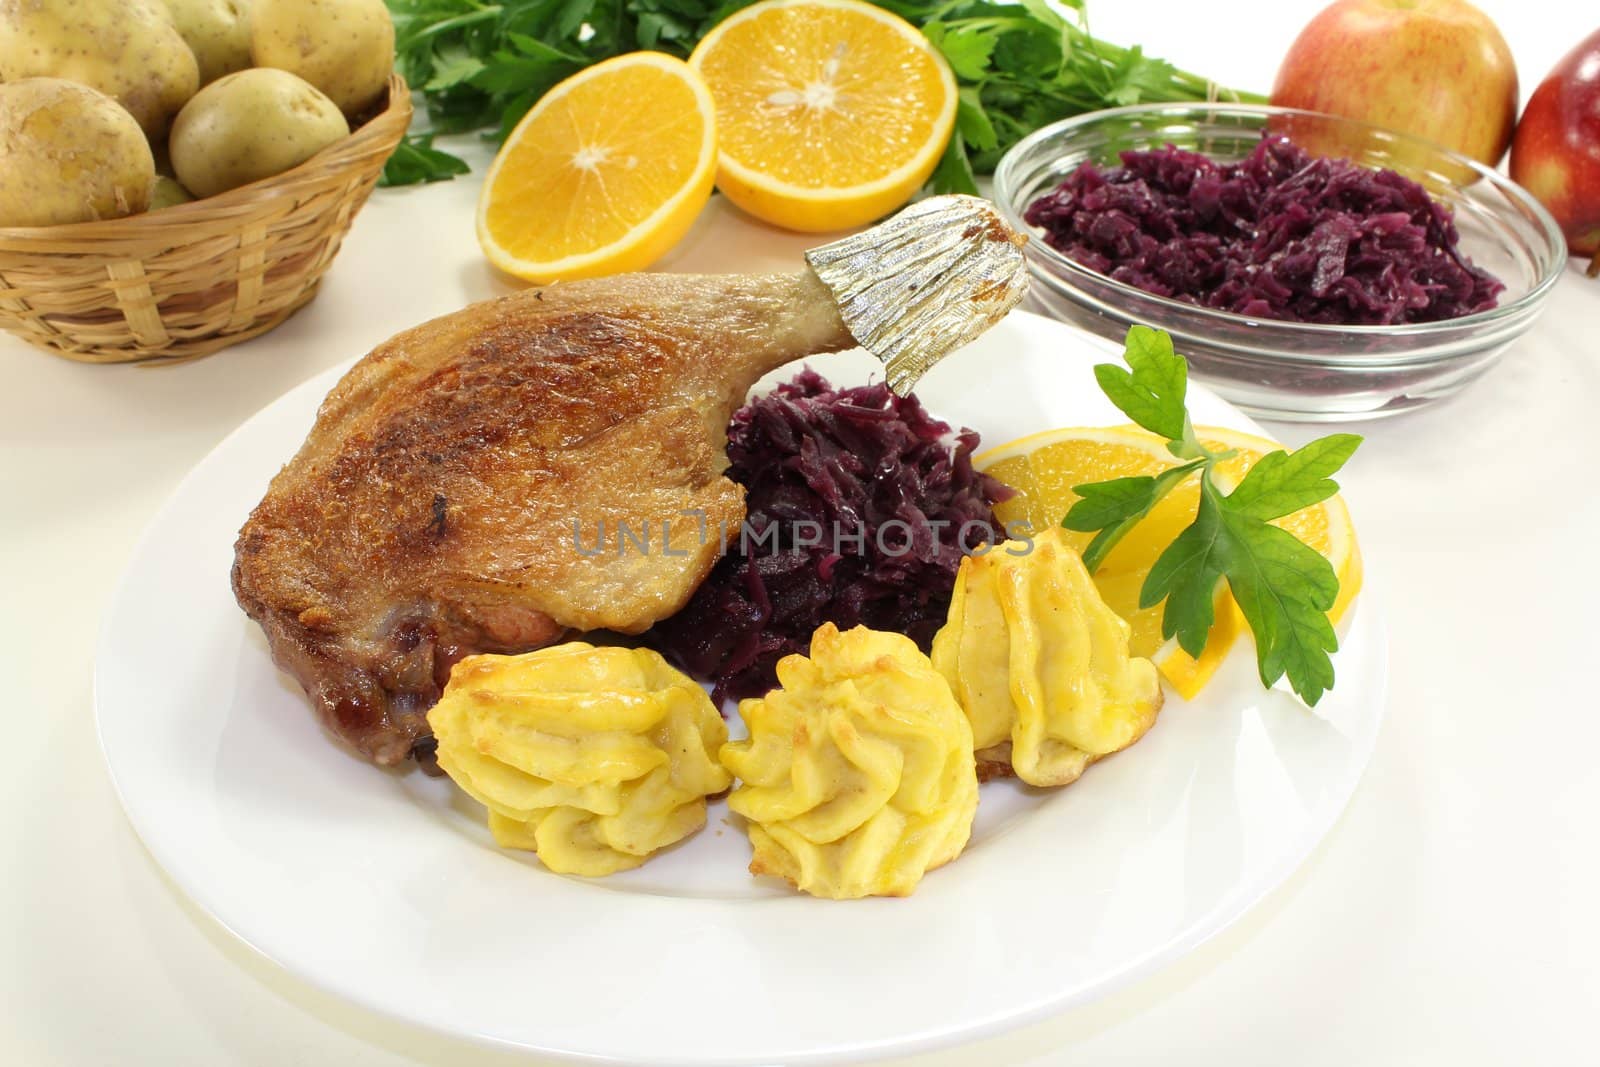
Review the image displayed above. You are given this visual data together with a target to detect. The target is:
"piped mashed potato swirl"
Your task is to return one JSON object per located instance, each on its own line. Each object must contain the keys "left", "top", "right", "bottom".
{"left": 427, "top": 643, "right": 731, "bottom": 876}
{"left": 932, "top": 527, "right": 1163, "bottom": 787}
{"left": 721, "top": 623, "right": 978, "bottom": 899}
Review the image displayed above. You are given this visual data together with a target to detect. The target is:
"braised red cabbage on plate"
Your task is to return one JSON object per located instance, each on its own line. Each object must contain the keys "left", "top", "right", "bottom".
{"left": 648, "top": 369, "right": 1012, "bottom": 703}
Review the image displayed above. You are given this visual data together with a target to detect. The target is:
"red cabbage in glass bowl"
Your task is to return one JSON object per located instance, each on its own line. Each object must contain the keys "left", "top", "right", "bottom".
{"left": 994, "top": 104, "right": 1566, "bottom": 420}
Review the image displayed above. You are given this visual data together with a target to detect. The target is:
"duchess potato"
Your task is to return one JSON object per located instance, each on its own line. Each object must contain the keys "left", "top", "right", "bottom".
{"left": 0, "top": 0, "right": 199, "bottom": 140}
{"left": 169, "top": 68, "right": 349, "bottom": 198}
{"left": 159, "top": 0, "right": 255, "bottom": 86}
{"left": 251, "top": 0, "right": 394, "bottom": 116}
{"left": 0, "top": 79, "right": 155, "bottom": 227}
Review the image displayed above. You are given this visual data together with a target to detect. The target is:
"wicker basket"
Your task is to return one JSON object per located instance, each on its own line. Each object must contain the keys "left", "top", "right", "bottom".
{"left": 0, "top": 74, "right": 413, "bottom": 364}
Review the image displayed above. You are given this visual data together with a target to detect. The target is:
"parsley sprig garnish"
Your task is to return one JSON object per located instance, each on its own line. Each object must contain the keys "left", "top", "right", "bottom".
{"left": 1065, "top": 327, "right": 1362, "bottom": 706}
{"left": 381, "top": 0, "right": 1262, "bottom": 187}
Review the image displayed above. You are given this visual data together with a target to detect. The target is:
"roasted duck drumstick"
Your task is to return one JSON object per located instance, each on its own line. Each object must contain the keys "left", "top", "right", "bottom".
{"left": 232, "top": 196, "right": 1028, "bottom": 766}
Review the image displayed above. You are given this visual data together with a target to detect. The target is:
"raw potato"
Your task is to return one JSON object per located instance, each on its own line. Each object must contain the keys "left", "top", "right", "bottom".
{"left": 160, "top": 0, "right": 255, "bottom": 86}
{"left": 151, "top": 176, "right": 196, "bottom": 210}
{"left": 251, "top": 0, "right": 394, "bottom": 116}
{"left": 0, "top": 0, "right": 200, "bottom": 140}
{"left": 169, "top": 68, "right": 349, "bottom": 198}
{"left": 0, "top": 78, "right": 155, "bottom": 227}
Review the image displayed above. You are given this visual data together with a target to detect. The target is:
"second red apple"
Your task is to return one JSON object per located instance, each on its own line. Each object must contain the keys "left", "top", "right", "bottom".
{"left": 1509, "top": 28, "right": 1600, "bottom": 274}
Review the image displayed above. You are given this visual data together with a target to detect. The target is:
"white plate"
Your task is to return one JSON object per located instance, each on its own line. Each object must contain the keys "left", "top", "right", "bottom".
{"left": 95, "top": 310, "right": 1387, "bottom": 1065}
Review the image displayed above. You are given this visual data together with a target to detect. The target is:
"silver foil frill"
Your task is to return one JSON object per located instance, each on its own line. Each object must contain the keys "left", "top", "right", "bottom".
{"left": 803, "top": 195, "right": 1030, "bottom": 395}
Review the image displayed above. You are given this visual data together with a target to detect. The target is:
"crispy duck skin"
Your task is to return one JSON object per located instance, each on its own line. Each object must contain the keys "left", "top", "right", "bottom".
{"left": 233, "top": 272, "right": 858, "bottom": 765}
{"left": 231, "top": 196, "right": 1028, "bottom": 767}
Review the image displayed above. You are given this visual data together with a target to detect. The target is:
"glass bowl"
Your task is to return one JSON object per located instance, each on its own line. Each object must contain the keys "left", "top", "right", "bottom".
{"left": 993, "top": 103, "right": 1566, "bottom": 421}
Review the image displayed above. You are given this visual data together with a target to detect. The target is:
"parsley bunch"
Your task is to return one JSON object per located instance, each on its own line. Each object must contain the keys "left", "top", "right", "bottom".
{"left": 382, "top": 0, "right": 1262, "bottom": 187}
{"left": 1065, "top": 328, "right": 1362, "bottom": 706}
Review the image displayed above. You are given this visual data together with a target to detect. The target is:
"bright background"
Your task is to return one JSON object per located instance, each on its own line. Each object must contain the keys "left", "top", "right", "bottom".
{"left": 2, "top": 1, "right": 1596, "bottom": 1063}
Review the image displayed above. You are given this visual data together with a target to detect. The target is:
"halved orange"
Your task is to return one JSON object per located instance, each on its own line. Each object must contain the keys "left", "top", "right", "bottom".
{"left": 476, "top": 52, "right": 718, "bottom": 283}
{"left": 978, "top": 425, "right": 1362, "bottom": 700}
{"left": 688, "top": 0, "right": 958, "bottom": 232}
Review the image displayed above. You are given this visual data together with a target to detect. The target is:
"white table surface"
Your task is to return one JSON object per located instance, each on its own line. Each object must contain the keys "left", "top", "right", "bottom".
{"left": 4, "top": 2, "right": 1596, "bottom": 1063}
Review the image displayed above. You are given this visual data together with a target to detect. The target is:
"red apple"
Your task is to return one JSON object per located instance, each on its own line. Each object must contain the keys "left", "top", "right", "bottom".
{"left": 1509, "top": 29, "right": 1600, "bottom": 275}
{"left": 1271, "top": 0, "right": 1518, "bottom": 167}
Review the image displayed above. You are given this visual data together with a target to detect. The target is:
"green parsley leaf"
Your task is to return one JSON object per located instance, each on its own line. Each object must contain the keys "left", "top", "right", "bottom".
{"left": 380, "top": 133, "right": 473, "bottom": 186}
{"left": 1139, "top": 477, "right": 1226, "bottom": 653}
{"left": 1068, "top": 326, "right": 1361, "bottom": 706}
{"left": 1101, "top": 45, "right": 1180, "bottom": 107}
{"left": 925, "top": 21, "right": 997, "bottom": 82}
{"left": 1018, "top": 0, "right": 1072, "bottom": 28}
{"left": 1214, "top": 495, "right": 1341, "bottom": 705}
{"left": 1225, "top": 434, "right": 1363, "bottom": 521}
{"left": 930, "top": 133, "right": 980, "bottom": 196}
{"left": 1064, "top": 474, "right": 1166, "bottom": 531}
{"left": 955, "top": 86, "right": 999, "bottom": 154}
{"left": 423, "top": 49, "right": 487, "bottom": 92}
{"left": 1091, "top": 325, "right": 1189, "bottom": 442}
{"left": 1064, "top": 458, "right": 1204, "bottom": 572}
{"left": 505, "top": 32, "right": 588, "bottom": 63}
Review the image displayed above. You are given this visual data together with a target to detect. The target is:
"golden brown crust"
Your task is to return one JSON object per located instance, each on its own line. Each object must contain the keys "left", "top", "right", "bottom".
{"left": 974, "top": 741, "right": 1104, "bottom": 788}
{"left": 974, "top": 744, "right": 1020, "bottom": 783}
{"left": 232, "top": 272, "right": 856, "bottom": 765}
